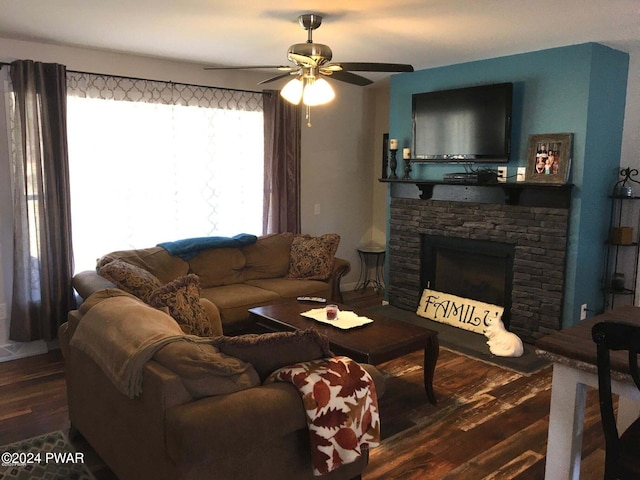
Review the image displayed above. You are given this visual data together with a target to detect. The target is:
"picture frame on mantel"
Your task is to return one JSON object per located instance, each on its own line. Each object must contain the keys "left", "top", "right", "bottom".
{"left": 525, "top": 133, "right": 573, "bottom": 184}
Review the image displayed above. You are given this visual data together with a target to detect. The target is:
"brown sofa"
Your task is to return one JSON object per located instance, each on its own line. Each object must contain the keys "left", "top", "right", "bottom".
{"left": 59, "top": 290, "right": 384, "bottom": 480}
{"left": 72, "top": 233, "right": 351, "bottom": 333}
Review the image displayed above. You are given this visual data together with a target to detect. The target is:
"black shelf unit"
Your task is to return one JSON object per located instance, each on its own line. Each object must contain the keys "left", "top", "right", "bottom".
{"left": 603, "top": 167, "right": 640, "bottom": 309}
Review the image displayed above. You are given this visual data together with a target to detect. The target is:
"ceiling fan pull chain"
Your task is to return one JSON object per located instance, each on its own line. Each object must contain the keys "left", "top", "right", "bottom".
{"left": 306, "top": 105, "right": 312, "bottom": 127}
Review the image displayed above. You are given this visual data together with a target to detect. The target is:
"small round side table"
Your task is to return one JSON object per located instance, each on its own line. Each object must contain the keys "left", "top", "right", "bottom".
{"left": 355, "top": 244, "right": 386, "bottom": 293}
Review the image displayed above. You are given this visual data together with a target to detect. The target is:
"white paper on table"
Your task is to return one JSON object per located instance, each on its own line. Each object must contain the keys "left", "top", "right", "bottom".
{"left": 301, "top": 308, "right": 374, "bottom": 330}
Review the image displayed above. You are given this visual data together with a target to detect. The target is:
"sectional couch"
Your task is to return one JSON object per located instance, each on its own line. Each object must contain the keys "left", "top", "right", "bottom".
{"left": 72, "top": 232, "right": 351, "bottom": 333}
{"left": 59, "top": 288, "right": 384, "bottom": 480}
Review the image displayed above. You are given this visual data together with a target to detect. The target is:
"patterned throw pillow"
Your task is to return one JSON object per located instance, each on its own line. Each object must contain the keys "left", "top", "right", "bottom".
{"left": 287, "top": 234, "right": 340, "bottom": 281}
{"left": 211, "top": 329, "right": 333, "bottom": 381}
{"left": 97, "top": 259, "right": 162, "bottom": 303}
{"left": 148, "top": 274, "right": 213, "bottom": 337}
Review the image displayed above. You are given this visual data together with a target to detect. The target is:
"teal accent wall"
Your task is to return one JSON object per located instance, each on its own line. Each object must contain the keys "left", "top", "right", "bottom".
{"left": 388, "top": 43, "right": 629, "bottom": 328}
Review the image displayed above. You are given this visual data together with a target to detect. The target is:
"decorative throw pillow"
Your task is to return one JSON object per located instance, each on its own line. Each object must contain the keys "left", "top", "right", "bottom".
{"left": 98, "top": 259, "right": 162, "bottom": 303}
{"left": 96, "top": 247, "right": 189, "bottom": 284}
{"left": 210, "top": 329, "right": 333, "bottom": 381}
{"left": 287, "top": 234, "right": 340, "bottom": 281}
{"left": 148, "top": 274, "right": 213, "bottom": 337}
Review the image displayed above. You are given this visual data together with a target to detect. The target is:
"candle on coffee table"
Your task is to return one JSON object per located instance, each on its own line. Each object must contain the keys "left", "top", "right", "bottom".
{"left": 326, "top": 304, "right": 338, "bottom": 320}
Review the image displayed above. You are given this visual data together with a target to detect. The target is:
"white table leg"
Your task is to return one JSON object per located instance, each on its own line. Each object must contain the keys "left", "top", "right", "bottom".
{"left": 544, "top": 363, "right": 587, "bottom": 480}
{"left": 544, "top": 363, "right": 640, "bottom": 480}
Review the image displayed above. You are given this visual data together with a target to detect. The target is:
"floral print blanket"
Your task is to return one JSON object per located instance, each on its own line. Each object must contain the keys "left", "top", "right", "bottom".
{"left": 266, "top": 356, "right": 380, "bottom": 476}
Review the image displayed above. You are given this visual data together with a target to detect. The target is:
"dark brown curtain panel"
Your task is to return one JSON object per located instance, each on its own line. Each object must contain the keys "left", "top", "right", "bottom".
{"left": 9, "top": 60, "right": 75, "bottom": 341}
{"left": 262, "top": 90, "right": 301, "bottom": 234}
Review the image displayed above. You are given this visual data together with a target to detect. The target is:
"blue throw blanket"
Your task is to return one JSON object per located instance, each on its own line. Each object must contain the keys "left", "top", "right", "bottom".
{"left": 157, "top": 233, "right": 257, "bottom": 260}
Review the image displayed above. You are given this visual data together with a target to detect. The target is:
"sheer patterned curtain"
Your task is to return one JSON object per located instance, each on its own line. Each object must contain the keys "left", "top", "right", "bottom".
{"left": 8, "top": 60, "right": 75, "bottom": 342}
{"left": 263, "top": 90, "right": 301, "bottom": 234}
{"left": 66, "top": 73, "right": 264, "bottom": 272}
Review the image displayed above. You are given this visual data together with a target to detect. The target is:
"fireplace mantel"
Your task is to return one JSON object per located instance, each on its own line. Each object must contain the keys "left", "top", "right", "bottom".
{"left": 379, "top": 178, "right": 573, "bottom": 209}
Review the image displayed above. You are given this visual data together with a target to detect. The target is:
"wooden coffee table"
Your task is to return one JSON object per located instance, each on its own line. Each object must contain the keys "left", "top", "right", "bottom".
{"left": 249, "top": 300, "right": 439, "bottom": 404}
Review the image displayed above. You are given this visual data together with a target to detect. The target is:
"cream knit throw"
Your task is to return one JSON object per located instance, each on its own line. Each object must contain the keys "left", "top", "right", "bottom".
{"left": 70, "top": 296, "right": 199, "bottom": 398}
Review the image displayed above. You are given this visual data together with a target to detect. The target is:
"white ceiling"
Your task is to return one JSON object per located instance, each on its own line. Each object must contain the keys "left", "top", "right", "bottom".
{"left": 0, "top": 0, "right": 639, "bottom": 84}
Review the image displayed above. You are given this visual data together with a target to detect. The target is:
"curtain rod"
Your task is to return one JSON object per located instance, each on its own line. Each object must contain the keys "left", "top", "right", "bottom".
{"left": 0, "top": 61, "right": 270, "bottom": 96}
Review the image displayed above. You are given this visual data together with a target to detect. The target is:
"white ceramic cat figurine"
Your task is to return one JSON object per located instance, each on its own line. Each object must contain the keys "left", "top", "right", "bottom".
{"left": 484, "top": 317, "right": 524, "bottom": 357}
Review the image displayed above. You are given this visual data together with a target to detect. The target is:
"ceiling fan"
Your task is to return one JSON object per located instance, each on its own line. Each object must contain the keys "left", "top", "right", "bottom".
{"left": 205, "top": 13, "right": 414, "bottom": 112}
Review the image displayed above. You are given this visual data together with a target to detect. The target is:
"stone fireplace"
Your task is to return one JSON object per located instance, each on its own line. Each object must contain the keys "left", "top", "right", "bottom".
{"left": 387, "top": 184, "right": 571, "bottom": 343}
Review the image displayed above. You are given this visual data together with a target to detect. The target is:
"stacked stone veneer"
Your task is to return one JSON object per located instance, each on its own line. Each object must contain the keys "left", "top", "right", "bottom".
{"left": 388, "top": 197, "right": 570, "bottom": 343}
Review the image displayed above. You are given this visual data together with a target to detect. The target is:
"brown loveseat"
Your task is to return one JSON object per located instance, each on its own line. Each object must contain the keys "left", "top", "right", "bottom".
{"left": 59, "top": 290, "right": 384, "bottom": 480}
{"left": 72, "top": 233, "right": 350, "bottom": 333}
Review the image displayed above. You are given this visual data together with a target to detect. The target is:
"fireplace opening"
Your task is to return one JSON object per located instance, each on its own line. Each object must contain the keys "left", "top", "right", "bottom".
{"left": 420, "top": 235, "right": 515, "bottom": 329}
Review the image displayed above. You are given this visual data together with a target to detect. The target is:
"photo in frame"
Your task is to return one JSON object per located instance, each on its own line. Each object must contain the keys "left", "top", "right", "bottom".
{"left": 525, "top": 133, "right": 573, "bottom": 184}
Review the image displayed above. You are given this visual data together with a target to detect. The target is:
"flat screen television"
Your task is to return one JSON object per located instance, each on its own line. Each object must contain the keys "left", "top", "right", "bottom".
{"left": 412, "top": 82, "right": 513, "bottom": 163}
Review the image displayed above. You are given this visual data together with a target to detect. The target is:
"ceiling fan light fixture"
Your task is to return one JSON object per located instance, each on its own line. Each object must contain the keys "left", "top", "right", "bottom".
{"left": 280, "top": 77, "right": 303, "bottom": 105}
{"left": 302, "top": 77, "right": 335, "bottom": 106}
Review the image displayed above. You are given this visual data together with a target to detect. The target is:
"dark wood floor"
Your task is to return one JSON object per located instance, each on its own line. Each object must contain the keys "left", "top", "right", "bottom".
{"left": 0, "top": 288, "right": 607, "bottom": 479}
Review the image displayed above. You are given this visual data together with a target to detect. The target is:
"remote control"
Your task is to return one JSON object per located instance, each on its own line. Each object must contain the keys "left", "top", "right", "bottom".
{"left": 297, "top": 296, "right": 326, "bottom": 303}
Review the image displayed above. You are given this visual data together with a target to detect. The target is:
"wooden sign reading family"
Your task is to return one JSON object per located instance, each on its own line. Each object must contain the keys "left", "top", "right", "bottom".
{"left": 416, "top": 289, "right": 504, "bottom": 335}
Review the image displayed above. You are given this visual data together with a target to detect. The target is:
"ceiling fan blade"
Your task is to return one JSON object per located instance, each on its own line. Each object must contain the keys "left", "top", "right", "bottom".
{"left": 258, "top": 73, "right": 295, "bottom": 85}
{"left": 326, "top": 70, "right": 373, "bottom": 86}
{"left": 288, "top": 53, "right": 317, "bottom": 68}
{"left": 204, "top": 65, "right": 293, "bottom": 71}
{"left": 333, "top": 62, "right": 414, "bottom": 73}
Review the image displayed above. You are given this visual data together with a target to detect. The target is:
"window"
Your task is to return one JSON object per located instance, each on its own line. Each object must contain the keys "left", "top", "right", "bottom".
{"left": 66, "top": 73, "right": 264, "bottom": 272}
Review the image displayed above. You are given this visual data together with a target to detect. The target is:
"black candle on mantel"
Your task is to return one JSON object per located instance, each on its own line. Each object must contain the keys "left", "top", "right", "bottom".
{"left": 388, "top": 138, "right": 398, "bottom": 179}
{"left": 402, "top": 147, "right": 412, "bottom": 179}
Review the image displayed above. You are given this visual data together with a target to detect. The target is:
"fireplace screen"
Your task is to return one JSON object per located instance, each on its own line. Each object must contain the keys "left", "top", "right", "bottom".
{"left": 421, "top": 235, "right": 515, "bottom": 329}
